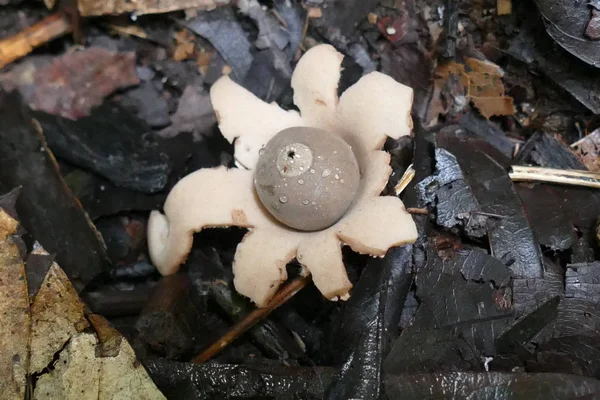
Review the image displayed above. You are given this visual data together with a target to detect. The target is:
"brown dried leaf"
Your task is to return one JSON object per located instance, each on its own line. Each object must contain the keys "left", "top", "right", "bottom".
{"left": 427, "top": 57, "right": 514, "bottom": 123}
{"left": 572, "top": 129, "right": 600, "bottom": 173}
{"left": 29, "top": 249, "right": 89, "bottom": 374}
{"left": 28, "top": 254, "right": 165, "bottom": 398}
{"left": 34, "top": 333, "right": 102, "bottom": 399}
{"left": 77, "top": 0, "right": 230, "bottom": 16}
{"left": 34, "top": 330, "right": 165, "bottom": 399}
{"left": 472, "top": 97, "right": 515, "bottom": 119}
{"left": 0, "top": 210, "right": 29, "bottom": 400}
{"left": 0, "top": 208, "right": 164, "bottom": 399}
{"left": 173, "top": 29, "right": 196, "bottom": 62}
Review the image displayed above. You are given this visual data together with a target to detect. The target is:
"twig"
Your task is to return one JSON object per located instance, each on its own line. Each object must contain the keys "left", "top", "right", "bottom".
{"left": 509, "top": 166, "right": 600, "bottom": 189}
{"left": 407, "top": 207, "right": 429, "bottom": 215}
{"left": 191, "top": 274, "right": 312, "bottom": 363}
{"left": 395, "top": 164, "right": 416, "bottom": 195}
{"left": 0, "top": 12, "right": 73, "bottom": 69}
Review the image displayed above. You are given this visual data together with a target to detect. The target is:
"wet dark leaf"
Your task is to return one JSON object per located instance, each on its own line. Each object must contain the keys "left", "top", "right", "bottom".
{"left": 0, "top": 91, "right": 110, "bottom": 288}
{"left": 381, "top": 42, "right": 433, "bottom": 117}
{"left": 158, "top": 83, "right": 217, "bottom": 139}
{"left": 273, "top": 0, "right": 305, "bottom": 59}
{"left": 515, "top": 185, "right": 575, "bottom": 251}
{"left": 417, "top": 146, "right": 488, "bottom": 238}
{"left": 384, "top": 371, "right": 600, "bottom": 399}
{"left": 185, "top": 7, "right": 253, "bottom": 82}
{"left": 511, "top": 257, "right": 564, "bottom": 316}
{"left": 326, "top": 245, "right": 413, "bottom": 399}
{"left": 188, "top": 247, "right": 306, "bottom": 364}
{"left": 118, "top": 81, "right": 170, "bottom": 129}
{"left": 143, "top": 359, "right": 335, "bottom": 399}
{"left": 436, "top": 133, "right": 544, "bottom": 284}
{"left": 239, "top": 0, "right": 289, "bottom": 51}
{"left": 515, "top": 132, "right": 587, "bottom": 170}
{"left": 507, "top": 23, "right": 600, "bottom": 114}
{"left": 532, "top": 335, "right": 600, "bottom": 377}
{"left": 534, "top": 0, "right": 600, "bottom": 67}
{"left": 457, "top": 112, "right": 515, "bottom": 158}
{"left": 24, "top": 252, "right": 54, "bottom": 300}
{"left": 495, "top": 296, "right": 560, "bottom": 355}
{"left": 310, "top": 0, "right": 379, "bottom": 38}
{"left": 565, "top": 262, "right": 600, "bottom": 302}
{"left": 384, "top": 244, "right": 514, "bottom": 374}
{"left": 242, "top": 49, "right": 292, "bottom": 102}
{"left": 33, "top": 102, "right": 171, "bottom": 194}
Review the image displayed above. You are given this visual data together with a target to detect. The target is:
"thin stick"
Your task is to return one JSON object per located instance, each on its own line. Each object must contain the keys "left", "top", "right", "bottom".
{"left": 407, "top": 207, "right": 429, "bottom": 215}
{"left": 509, "top": 166, "right": 600, "bottom": 189}
{"left": 0, "top": 12, "right": 73, "bottom": 69}
{"left": 191, "top": 274, "right": 312, "bottom": 363}
{"left": 395, "top": 164, "right": 416, "bottom": 196}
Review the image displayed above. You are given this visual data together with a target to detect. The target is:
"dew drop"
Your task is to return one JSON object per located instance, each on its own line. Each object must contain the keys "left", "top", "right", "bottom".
{"left": 310, "top": 169, "right": 315, "bottom": 174}
{"left": 299, "top": 166, "right": 304, "bottom": 171}
{"left": 333, "top": 150, "right": 338, "bottom": 155}
{"left": 279, "top": 196, "right": 288, "bottom": 204}
{"left": 334, "top": 174, "right": 340, "bottom": 180}
{"left": 311, "top": 201, "right": 316, "bottom": 205}
{"left": 284, "top": 183, "right": 288, "bottom": 187}
{"left": 302, "top": 200, "right": 309, "bottom": 205}
{"left": 322, "top": 169, "right": 331, "bottom": 178}
{"left": 259, "top": 148, "right": 265, "bottom": 156}
{"left": 298, "top": 179, "right": 305, "bottom": 185}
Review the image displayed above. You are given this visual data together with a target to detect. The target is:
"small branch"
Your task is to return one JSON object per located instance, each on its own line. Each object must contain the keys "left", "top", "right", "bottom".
{"left": 509, "top": 166, "right": 600, "bottom": 189}
{"left": 0, "top": 12, "right": 73, "bottom": 69}
{"left": 192, "top": 275, "right": 312, "bottom": 363}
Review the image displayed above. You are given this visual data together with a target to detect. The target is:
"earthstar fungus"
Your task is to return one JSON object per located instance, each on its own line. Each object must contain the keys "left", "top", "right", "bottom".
{"left": 147, "top": 44, "right": 418, "bottom": 307}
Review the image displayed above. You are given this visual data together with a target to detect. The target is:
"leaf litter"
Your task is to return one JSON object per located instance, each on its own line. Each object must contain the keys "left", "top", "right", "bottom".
{"left": 0, "top": 0, "right": 599, "bottom": 398}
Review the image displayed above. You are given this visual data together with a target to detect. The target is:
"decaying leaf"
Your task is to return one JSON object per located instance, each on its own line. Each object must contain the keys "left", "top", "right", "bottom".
{"left": 0, "top": 208, "right": 29, "bottom": 400}
{"left": 29, "top": 248, "right": 90, "bottom": 374}
{"left": 427, "top": 56, "right": 514, "bottom": 123}
{"left": 0, "top": 47, "right": 139, "bottom": 120}
{"left": 572, "top": 129, "right": 600, "bottom": 173}
{"left": 0, "top": 198, "right": 165, "bottom": 399}
{"left": 77, "top": 0, "right": 230, "bottom": 17}
{"left": 173, "top": 29, "right": 196, "bottom": 62}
